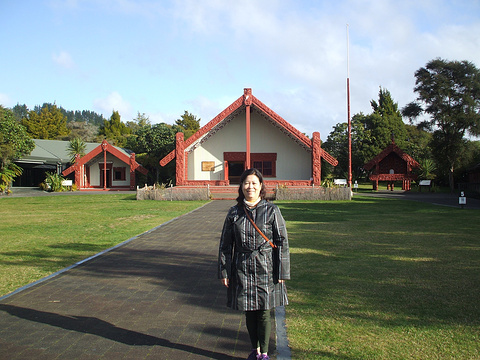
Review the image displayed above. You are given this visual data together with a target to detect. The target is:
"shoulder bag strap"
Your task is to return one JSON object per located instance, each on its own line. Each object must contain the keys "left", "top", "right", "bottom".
{"left": 243, "top": 206, "right": 277, "bottom": 249}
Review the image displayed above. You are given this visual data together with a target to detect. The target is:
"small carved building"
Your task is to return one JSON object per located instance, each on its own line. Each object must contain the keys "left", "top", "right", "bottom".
{"left": 363, "top": 140, "right": 420, "bottom": 191}
{"left": 62, "top": 139, "right": 148, "bottom": 190}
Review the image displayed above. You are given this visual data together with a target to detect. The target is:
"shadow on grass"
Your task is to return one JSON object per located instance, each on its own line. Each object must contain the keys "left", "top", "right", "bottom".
{"left": 0, "top": 243, "right": 110, "bottom": 270}
{"left": 282, "top": 199, "right": 480, "bottom": 353}
{"left": 286, "top": 199, "right": 480, "bottom": 329}
{"left": 277, "top": 197, "right": 403, "bottom": 223}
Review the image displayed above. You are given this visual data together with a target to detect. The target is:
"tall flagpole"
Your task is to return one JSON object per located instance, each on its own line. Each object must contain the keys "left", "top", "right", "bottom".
{"left": 347, "top": 24, "right": 352, "bottom": 188}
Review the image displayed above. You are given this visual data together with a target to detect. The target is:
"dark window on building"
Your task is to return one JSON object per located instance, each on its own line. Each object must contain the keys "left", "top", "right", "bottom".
{"left": 253, "top": 161, "right": 273, "bottom": 177}
{"left": 113, "top": 167, "right": 126, "bottom": 181}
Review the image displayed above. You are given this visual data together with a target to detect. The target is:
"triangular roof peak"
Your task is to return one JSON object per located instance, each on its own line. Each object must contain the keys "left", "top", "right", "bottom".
{"left": 363, "top": 140, "right": 420, "bottom": 171}
{"left": 63, "top": 139, "right": 147, "bottom": 176}
{"left": 161, "top": 88, "right": 318, "bottom": 166}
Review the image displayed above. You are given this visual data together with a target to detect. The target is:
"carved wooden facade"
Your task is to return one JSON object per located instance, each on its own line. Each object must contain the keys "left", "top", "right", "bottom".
{"left": 62, "top": 139, "right": 148, "bottom": 190}
{"left": 159, "top": 88, "right": 338, "bottom": 186}
{"left": 364, "top": 140, "right": 420, "bottom": 190}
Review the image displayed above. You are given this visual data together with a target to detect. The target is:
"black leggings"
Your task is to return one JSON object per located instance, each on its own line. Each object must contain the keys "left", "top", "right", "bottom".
{"left": 245, "top": 310, "right": 272, "bottom": 354}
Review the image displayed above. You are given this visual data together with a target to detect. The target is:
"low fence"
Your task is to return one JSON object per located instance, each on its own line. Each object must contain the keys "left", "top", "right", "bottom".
{"left": 136, "top": 186, "right": 209, "bottom": 201}
{"left": 137, "top": 185, "right": 352, "bottom": 201}
{"left": 275, "top": 186, "right": 352, "bottom": 201}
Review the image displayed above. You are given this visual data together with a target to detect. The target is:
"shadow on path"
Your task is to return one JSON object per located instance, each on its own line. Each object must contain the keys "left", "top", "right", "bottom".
{"left": 0, "top": 304, "right": 239, "bottom": 360}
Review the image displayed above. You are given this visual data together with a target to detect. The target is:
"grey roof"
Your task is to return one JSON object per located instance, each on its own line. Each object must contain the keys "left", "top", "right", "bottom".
{"left": 15, "top": 139, "right": 132, "bottom": 165}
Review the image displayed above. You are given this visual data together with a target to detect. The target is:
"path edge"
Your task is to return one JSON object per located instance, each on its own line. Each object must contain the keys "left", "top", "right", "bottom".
{"left": 0, "top": 201, "right": 211, "bottom": 302}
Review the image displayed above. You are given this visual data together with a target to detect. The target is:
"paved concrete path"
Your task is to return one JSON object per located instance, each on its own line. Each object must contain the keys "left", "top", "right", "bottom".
{"left": 0, "top": 200, "right": 282, "bottom": 360}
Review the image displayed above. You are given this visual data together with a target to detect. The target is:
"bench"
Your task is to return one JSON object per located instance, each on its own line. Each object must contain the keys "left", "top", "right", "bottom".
{"left": 334, "top": 178, "right": 347, "bottom": 187}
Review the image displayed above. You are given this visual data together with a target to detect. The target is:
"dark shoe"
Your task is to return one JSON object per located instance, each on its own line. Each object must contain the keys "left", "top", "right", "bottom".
{"left": 258, "top": 355, "right": 270, "bottom": 360}
{"left": 246, "top": 350, "right": 259, "bottom": 360}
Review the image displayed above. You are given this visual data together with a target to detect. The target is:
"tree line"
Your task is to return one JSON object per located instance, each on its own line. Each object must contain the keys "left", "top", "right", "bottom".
{"left": 1, "top": 102, "right": 200, "bottom": 190}
{"left": 323, "top": 58, "right": 480, "bottom": 191}
{"left": 2, "top": 57, "right": 480, "bottom": 193}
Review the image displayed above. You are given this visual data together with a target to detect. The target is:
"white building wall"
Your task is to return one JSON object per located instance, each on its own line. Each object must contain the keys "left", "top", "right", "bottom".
{"left": 187, "top": 117, "right": 246, "bottom": 181}
{"left": 187, "top": 109, "right": 311, "bottom": 181}
{"left": 87, "top": 154, "right": 130, "bottom": 187}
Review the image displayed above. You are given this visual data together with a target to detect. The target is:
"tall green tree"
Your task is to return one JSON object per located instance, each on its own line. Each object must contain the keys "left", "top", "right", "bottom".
{"left": 402, "top": 58, "right": 480, "bottom": 191}
{"left": 323, "top": 118, "right": 366, "bottom": 180}
{"left": 98, "top": 110, "right": 131, "bottom": 147}
{"left": 12, "top": 103, "right": 105, "bottom": 127}
{"left": 404, "top": 124, "right": 433, "bottom": 163}
{"left": 126, "top": 112, "right": 151, "bottom": 134}
{"left": 363, "top": 87, "right": 408, "bottom": 157}
{"left": 65, "top": 109, "right": 105, "bottom": 126}
{"left": 12, "top": 103, "right": 28, "bottom": 122}
{"left": 175, "top": 111, "right": 200, "bottom": 139}
{"left": 21, "top": 104, "right": 70, "bottom": 139}
{"left": 0, "top": 106, "right": 35, "bottom": 192}
{"left": 323, "top": 88, "right": 407, "bottom": 180}
{"left": 126, "top": 122, "right": 184, "bottom": 184}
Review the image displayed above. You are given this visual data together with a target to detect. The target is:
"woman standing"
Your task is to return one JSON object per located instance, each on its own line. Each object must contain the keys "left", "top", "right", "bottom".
{"left": 218, "top": 168, "right": 290, "bottom": 360}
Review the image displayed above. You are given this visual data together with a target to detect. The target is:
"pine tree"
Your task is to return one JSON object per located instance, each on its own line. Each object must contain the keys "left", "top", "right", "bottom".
{"left": 98, "top": 110, "right": 131, "bottom": 147}
{"left": 21, "top": 104, "right": 70, "bottom": 139}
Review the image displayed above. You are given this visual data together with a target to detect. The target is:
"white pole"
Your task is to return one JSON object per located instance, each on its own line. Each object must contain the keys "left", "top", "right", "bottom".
{"left": 347, "top": 24, "right": 350, "bottom": 78}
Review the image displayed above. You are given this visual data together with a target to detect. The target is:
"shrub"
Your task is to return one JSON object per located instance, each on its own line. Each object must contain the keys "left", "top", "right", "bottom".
{"left": 0, "top": 163, "right": 22, "bottom": 194}
{"left": 44, "top": 172, "right": 66, "bottom": 192}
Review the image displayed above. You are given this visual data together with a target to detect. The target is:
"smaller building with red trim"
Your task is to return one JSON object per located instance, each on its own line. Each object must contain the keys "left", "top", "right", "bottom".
{"left": 159, "top": 88, "right": 338, "bottom": 186}
{"left": 63, "top": 139, "right": 148, "bottom": 190}
{"left": 363, "top": 140, "right": 420, "bottom": 191}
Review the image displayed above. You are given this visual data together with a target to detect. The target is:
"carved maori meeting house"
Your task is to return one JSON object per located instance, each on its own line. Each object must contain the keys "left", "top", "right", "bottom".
{"left": 159, "top": 88, "right": 338, "bottom": 187}
{"left": 62, "top": 139, "right": 148, "bottom": 190}
{"left": 363, "top": 140, "right": 420, "bottom": 191}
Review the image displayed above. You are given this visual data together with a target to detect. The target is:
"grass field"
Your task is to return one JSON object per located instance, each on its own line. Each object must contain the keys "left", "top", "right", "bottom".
{"left": 1, "top": 194, "right": 479, "bottom": 358}
{"left": 0, "top": 194, "right": 204, "bottom": 297}
{"left": 277, "top": 196, "right": 480, "bottom": 359}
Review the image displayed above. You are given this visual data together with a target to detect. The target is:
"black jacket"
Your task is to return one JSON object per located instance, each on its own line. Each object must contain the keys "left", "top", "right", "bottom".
{"left": 218, "top": 200, "right": 290, "bottom": 311}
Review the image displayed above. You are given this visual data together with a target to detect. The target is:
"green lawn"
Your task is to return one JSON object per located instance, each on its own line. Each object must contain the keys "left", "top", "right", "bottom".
{"left": 0, "top": 194, "right": 204, "bottom": 297}
{"left": 1, "top": 194, "right": 479, "bottom": 358}
{"left": 277, "top": 197, "right": 480, "bottom": 359}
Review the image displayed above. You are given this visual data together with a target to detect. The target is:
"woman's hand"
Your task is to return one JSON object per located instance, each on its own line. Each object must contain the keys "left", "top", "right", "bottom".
{"left": 221, "top": 278, "right": 229, "bottom": 288}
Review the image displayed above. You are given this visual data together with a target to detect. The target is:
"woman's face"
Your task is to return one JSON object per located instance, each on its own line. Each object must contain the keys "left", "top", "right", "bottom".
{"left": 242, "top": 174, "right": 261, "bottom": 202}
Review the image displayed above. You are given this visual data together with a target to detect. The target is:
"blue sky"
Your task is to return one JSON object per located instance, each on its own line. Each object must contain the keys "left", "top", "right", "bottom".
{"left": 1, "top": 0, "right": 479, "bottom": 140}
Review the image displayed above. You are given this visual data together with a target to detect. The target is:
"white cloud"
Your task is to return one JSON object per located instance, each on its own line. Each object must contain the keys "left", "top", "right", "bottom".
{"left": 93, "top": 92, "right": 133, "bottom": 120}
{"left": 186, "top": 95, "right": 236, "bottom": 126}
{"left": 12, "top": 0, "right": 480, "bottom": 142}
{"left": 167, "top": 0, "right": 480, "bottom": 139}
{"left": 148, "top": 111, "right": 173, "bottom": 125}
{"left": 52, "top": 51, "right": 75, "bottom": 69}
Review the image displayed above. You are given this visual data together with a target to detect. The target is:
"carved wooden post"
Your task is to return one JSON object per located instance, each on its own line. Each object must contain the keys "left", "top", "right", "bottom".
{"left": 224, "top": 160, "right": 229, "bottom": 183}
{"left": 312, "top": 132, "right": 321, "bottom": 186}
{"left": 244, "top": 88, "right": 252, "bottom": 169}
{"left": 102, "top": 140, "right": 108, "bottom": 190}
{"left": 175, "top": 132, "right": 185, "bottom": 186}
{"left": 129, "top": 153, "right": 136, "bottom": 190}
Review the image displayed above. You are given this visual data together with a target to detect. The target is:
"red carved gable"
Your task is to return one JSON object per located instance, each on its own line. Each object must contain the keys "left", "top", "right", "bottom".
{"left": 363, "top": 141, "right": 420, "bottom": 172}
{"left": 159, "top": 88, "right": 337, "bottom": 167}
{"left": 363, "top": 141, "right": 420, "bottom": 191}
{"left": 63, "top": 139, "right": 148, "bottom": 177}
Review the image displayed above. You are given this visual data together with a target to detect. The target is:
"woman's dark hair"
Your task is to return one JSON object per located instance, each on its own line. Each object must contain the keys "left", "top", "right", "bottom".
{"left": 236, "top": 168, "right": 267, "bottom": 207}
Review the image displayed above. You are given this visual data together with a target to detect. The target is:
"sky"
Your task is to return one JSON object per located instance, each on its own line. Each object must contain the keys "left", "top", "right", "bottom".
{"left": 1, "top": 0, "right": 480, "bottom": 140}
